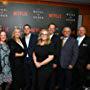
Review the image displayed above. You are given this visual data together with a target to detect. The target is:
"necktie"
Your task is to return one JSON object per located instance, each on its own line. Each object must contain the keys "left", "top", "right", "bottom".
{"left": 62, "top": 38, "right": 66, "bottom": 46}
{"left": 77, "top": 37, "right": 80, "bottom": 46}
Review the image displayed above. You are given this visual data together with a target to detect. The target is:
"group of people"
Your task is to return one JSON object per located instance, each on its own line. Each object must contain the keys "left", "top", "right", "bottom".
{"left": 0, "top": 23, "right": 90, "bottom": 90}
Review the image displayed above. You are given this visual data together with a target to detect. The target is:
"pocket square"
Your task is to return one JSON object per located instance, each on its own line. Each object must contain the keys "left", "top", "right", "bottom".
{"left": 83, "top": 43, "right": 88, "bottom": 47}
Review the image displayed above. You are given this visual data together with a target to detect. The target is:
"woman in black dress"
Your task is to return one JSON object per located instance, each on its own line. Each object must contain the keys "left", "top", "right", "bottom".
{"left": 33, "top": 29, "right": 55, "bottom": 90}
{"left": 8, "top": 28, "right": 25, "bottom": 90}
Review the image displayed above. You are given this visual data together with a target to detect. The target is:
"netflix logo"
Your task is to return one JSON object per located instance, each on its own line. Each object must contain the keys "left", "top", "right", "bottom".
{"left": 13, "top": 11, "right": 28, "bottom": 16}
{"left": 48, "top": 14, "right": 65, "bottom": 19}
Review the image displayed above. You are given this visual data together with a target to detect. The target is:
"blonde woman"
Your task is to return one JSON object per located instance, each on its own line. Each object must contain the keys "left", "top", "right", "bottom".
{"left": 8, "top": 28, "right": 25, "bottom": 90}
{"left": 33, "top": 29, "right": 55, "bottom": 90}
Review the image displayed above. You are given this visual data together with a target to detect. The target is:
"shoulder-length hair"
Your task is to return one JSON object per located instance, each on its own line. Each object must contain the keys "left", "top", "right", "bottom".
{"left": 12, "top": 28, "right": 21, "bottom": 40}
{"left": 0, "top": 30, "right": 7, "bottom": 42}
{"left": 37, "top": 29, "right": 51, "bottom": 45}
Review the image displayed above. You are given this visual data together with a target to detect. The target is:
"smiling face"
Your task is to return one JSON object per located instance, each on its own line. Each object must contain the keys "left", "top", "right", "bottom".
{"left": 40, "top": 30, "right": 49, "bottom": 41}
{"left": 0, "top": 31, "right": 7, "bottom": 43}
{"left": 62, "top": 27, "right": 71, "bottom": 37}
{"left": 24, "top": 25, "right": 31, "bottom": 35}
{"left": 13, "top": 29, "right": 21, "bottom": 39}
{"left": 78, "top": 27, "right": 86, "bottom": 37}
{"left": 48, "top": 24, "right": 56, "bottom": 35}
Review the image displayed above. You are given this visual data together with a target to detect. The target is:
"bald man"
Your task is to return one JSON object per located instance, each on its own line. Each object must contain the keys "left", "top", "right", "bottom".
{"left": 58, "top": 27, "right": 78, "bottom": 90}
{"left": 74, "top": 26, "right": 90, "bottom": 90}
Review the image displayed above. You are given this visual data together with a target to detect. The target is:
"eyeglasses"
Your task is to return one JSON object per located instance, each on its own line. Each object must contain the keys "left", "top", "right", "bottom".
{"left": 40, "top": 33, "right": 48, "bottom": 36}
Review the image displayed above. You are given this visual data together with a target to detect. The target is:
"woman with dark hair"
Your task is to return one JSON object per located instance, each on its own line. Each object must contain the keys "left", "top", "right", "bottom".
{"left": 0, "top": 30, "right": 12, "bottom": 90}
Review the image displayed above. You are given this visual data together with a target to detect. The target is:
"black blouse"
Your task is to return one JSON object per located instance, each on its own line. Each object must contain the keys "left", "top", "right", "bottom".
{"left": 34, "top": 44, "right": 55, "bottom": 71}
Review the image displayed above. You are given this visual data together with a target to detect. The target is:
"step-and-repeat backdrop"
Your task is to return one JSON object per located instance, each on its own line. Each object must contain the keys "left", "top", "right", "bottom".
{"left": 0, "top": 2, "right": 79, "bottom": 37}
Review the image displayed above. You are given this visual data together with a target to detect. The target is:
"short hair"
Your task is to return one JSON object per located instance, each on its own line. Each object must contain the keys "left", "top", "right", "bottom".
{"left": 0, "top": 30, "right": 7, "bottom": 42}
{"left": 0, "top": 30, "right": 6, "bottom": 34}
{"left": 23, "top": 24, "right": 31, "bottom": 29}
{"left": 62, "top": 26, "right": 71, "bottom": 31}
{"left": 48, "top": 23, "right": 56, "bottom": 28}
{"left": 78, "top": 26, "right": 86, "bottom": 31}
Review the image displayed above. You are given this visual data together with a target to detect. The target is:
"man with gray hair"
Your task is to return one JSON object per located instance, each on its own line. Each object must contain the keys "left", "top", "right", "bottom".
{"left": 74, "top": 26, "right": 90, "bottom": 90}
{"left": 58, "top": 27, "right": 78, "bottom": 90}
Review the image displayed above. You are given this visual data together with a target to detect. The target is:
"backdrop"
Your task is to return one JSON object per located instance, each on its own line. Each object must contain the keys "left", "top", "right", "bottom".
{"left": 0, "top": 2, "right": 79, "bottom": 37}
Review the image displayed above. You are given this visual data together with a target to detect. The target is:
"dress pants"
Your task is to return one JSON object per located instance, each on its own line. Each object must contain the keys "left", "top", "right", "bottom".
{"left": 24, "top": 57, "right": 35, "bottom": 90}
{"left": 72, "top": 64, "right": 86, "bottom": 90}
{"left": 11, "top": 60, "right": 25, "bottom": 90}
{"left": 33, "top": 67, "right": 52, "bottom": 90}
{"left": 58, "top": 67, "right": 72, "bottom": 90}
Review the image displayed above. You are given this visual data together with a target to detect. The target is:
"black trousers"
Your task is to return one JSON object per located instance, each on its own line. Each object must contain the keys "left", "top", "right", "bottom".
{"left": 58, "top": 67, "right": 72, "bottom": 90}
{"left": 72, "top": 64, "right": 86, "bottom": 90}
{"left": 48, "top": 68, "right": 58, "bottom": 90}
{"left": 85, "top": 70, "right": 90, "bottom": 87}
{"left": 11, "top": 60, "right": 25, "bottom": 90}
{"left": 32, "top": 67, "right": 52, "bottom": 90}
{"left": 24, "top": 58, "right": 35, "bottom": 90}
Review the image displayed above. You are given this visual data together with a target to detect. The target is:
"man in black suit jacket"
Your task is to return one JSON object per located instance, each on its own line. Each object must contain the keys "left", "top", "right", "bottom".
{"left": 48, "top": 23, "right": 60, "bottom": 67}
{"left": 22, "top": 24, "right": 37, "bottom": 90}
{"left": 48, "top": 23, "right": 61, "bottom": 90}
{"left": 74, "top": 26, "right": 90, "bottom": 90}
{"left": 58, "top": 27, "right": 78, "bottom": 90}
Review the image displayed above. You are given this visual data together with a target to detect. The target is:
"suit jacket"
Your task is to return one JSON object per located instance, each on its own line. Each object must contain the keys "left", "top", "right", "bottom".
{"left": 50, "top": 34, "right": 62, "bottom": 64}
{"left": 51, "top": 34, "right": 60, "bottom": 47}
{"left": 22, "top": 33, "right": 37, "bottom": 61}
{"left": 60, "top": 37, "right": 78, "bottom": 68}
{"left": 77, "top": 36, "right": 90, "bottom": 67}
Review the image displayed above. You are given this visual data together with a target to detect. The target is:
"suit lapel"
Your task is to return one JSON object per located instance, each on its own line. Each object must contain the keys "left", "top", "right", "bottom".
{"left": 51, "top": 34, "right": 55, "bottom": 41}
{"left": 79, "top": 36, "right": 86, "bottom": 47}
{"left": 28, "top": 34, "right": 33, "bottom": 47}
{"left": 62, "top": 37, "right": 71, "bottom": 47}
{"left": 23, "top": 37, "right": 27, "bottom": 48}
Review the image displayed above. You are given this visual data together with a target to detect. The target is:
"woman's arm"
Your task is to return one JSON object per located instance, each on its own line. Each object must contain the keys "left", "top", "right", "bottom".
{"left": 33, "top": 52, "right": 41, "bottom": 68}
{"left": 33, "top": 52, "right": 37, "bottom": 63}
{"left": 15, "top": 52, "right": 24, "bottom": 57}
{"left": 40, "top": 55, "right": 54, "bottom": 66}
{"left": 33, "top": 52, "right": 54, "bottom": 68}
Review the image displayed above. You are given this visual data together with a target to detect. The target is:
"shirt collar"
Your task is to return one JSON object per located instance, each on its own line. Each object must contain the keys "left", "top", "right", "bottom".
{"left": 78, "top": 35, "right": 85, "bottom": 39}
{"left": 25, "top": 33, "right": 31, "bottom": 38}
{"left": 50, "top": 34, "right": 54, "bottom": 39}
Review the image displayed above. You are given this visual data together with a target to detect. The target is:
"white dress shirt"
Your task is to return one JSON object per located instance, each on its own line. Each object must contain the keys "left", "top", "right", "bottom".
{"left": 25, "top": 33, "right": 31, "bottom": 47}
{"left": 50, "top": 34, "right": 54, "bottom": 40}
{"left": 77, "top": 35, "right": 85, "bottom": 46}
{"left": 62, "top": 37, "right": 69, "bottom": 46}
{"left": 25, "top": 33, "right": 31, "bottom": 57}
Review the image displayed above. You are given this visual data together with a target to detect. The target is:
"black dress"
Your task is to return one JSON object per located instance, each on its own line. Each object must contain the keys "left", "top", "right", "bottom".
{"left": 8, "top": 39, "right": 25, "bottom": 90}
{"left": 33, "top": 44, "right": 55, "bottom": 90}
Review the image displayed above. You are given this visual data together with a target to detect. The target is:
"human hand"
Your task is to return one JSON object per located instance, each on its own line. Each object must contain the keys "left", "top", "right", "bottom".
{"left": 35, "top": 62, "right": 42, "bottom": 68}
{"left": 53, "top": 64, "right": 57, "bottom": 68}
{"left": 86, "top": 64, "right": 90, "bottom": 70}
{"left": 68, "top": 65, "right": 73, "bottom": 69}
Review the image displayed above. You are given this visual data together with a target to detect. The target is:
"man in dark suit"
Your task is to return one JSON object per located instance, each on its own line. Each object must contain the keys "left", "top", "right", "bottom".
{"left": 74, "top": 26, "right": 90, "bottom": 90}
{"left": 22, "top": 24, "right": 37, "bottom": 90}
{"left": 48, "top": 23, "right": 60, "bottom": 67}
{"left": 58, "top": 27, "right": 78, "bottom": 90}
{"left": 48, "top": 23, "right": 61, "bottom": 90}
